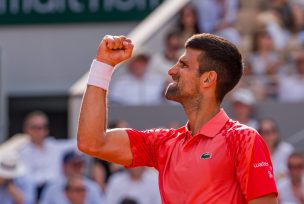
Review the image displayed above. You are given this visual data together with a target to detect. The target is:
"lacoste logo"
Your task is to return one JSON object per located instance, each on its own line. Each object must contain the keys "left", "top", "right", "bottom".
{"left": 201, "top": 152, "right": 212, "bottom": 160}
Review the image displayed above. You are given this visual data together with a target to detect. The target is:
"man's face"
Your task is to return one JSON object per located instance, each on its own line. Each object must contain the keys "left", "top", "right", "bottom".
{"left": 288, "top": 156, "right": 304, "bottom": 180}
{"left": 64, "top": 160, "right": 85, "bottom": 177}
{"left": 165, "top": 48, "right": 202, "bottom": 102}
{"left": 259, "top": 120, "right": 278, "bottom": 148}
{"left": 24, "top": 116, "right": 49, "bottom": 143}
{"left": 65, "top": 177, "right": 86, "bottom": 204}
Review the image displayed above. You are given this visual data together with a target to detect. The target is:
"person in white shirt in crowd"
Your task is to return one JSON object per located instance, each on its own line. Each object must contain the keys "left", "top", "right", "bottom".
{"left": 148, "top": 30, "right": 182, "bottom": 80}
{"left": 105, "top": 167, "right": 161, "bottom": 204}
{"left": 41, "top": 150, "right": 104, "bottom": 204}
{"left": 246, "top": 29, "right": 283, "bottom": 76}
{"left": 194, "top": 0, "right": 240, "bottom": 46}
{"left": 110, "top": 53, "right": 165, "bottom": 105}
{"left": 230, "top": 88, "right": 258, "bottom": 129}
{"left": 19, "top": 110, "right": 75, "bottom": 201}
{"left": 278, "top": 152, "right": 304, "bottom": 204}
{"left": 0, "top": 152, "right": 35, "bottom": 204}
{"left": 278, "top": 51, "right": 304, "bottom": 102}
{"left": 258, "top": 118, "right": 294, "bottom": 181}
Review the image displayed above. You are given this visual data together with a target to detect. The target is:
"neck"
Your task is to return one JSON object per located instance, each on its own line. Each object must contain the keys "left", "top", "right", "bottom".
{"left": 182, "top": 96, "right": 220, "bottom": 135}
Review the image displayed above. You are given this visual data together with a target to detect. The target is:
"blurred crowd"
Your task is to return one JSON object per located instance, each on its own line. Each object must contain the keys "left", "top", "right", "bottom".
{"left": 2, "top": 0, "right": 304, "bottom": 204}
{"left": 109, "top": 0, "right": 304, "bottom": 106}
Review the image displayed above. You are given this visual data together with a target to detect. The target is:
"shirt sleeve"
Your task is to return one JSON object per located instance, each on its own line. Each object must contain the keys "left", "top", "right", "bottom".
{"left": 125, "top": 128, "right": 168, "bottom": 169}
{"left": 235, "top": 129, "right": 278, "bottom": 201}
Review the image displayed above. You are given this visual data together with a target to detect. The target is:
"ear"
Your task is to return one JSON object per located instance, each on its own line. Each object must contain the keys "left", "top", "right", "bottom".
{"left": 201, "top": 71, "right": 217, "bottom": 88}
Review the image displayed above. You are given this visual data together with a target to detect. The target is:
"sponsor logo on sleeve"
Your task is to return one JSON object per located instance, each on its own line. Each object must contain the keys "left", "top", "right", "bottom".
{"left": 253, "top": 161, "right": 269, "bottom": 168}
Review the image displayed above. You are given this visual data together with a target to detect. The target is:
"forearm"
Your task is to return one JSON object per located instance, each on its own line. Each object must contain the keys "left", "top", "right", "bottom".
{"left": 6, "top": 183, "right": 24, "bottom": 204}
{"left": 77, "top": 85, "right": 108, "bottom": 154}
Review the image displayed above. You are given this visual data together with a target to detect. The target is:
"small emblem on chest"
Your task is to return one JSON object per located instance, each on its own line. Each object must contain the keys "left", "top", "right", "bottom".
{"left": 200, "top": 152, "right": 212, "bottom": 160}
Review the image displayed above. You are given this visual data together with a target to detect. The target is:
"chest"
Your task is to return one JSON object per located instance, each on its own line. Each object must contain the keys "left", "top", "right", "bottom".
{"left": 159, "top": 134, "right": 236, "bottom": 190}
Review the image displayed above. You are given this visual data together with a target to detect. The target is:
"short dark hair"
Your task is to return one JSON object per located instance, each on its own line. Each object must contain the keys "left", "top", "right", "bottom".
{"left": 185, "top": 33, "right": 243, "bottom": 102}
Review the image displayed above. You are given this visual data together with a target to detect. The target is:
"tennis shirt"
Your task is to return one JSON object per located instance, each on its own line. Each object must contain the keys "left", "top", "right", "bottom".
{"left": 126, "top": 109, "right": 277, "bottom": 204}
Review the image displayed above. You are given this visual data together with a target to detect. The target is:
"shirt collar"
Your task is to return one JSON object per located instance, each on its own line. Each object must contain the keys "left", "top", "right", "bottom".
{"left": 184, "top": 109, "right": 230, "bottom": 138}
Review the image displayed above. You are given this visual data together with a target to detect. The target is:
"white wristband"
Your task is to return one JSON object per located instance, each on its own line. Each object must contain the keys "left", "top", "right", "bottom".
{"left": 87, "top": 60, "right": 114, "bottom": 90}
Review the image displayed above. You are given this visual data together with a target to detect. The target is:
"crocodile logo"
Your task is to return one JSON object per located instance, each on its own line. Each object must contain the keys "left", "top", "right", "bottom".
{"left": 201, "top": 152, "right": 212, "bottom": 160}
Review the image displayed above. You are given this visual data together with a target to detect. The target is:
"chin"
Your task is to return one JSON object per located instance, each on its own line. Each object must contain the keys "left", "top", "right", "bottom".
{"left": 165, "top": 85, "right": 181, "bottom": 102}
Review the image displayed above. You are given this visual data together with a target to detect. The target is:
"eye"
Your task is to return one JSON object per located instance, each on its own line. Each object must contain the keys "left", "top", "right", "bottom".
{"left": 179, "top": 61, "right": 188, "bottom": 68}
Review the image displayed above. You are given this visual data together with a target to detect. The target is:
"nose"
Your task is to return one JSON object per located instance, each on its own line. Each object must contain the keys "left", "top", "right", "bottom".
{"left": 168, "top": 64, "right": 178, "bottom": 76}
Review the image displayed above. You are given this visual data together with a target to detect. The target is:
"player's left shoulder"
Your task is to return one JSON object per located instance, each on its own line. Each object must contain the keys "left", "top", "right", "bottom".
{"left": 224, "top": 121, "right": 262, "bottom": 150}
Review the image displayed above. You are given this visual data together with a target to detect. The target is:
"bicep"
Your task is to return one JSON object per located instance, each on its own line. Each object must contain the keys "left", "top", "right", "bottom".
{"left": 92, "top": 128, "right": 133, "bottom": 166}
{"left": 248, "top": 193, "right": 278, "bottom": 204}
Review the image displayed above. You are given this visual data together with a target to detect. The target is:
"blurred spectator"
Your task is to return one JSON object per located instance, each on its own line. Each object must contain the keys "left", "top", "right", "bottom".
{"left": 110, "top": 53, "right": 165, "bottom": 105}
{"left": 148, "top": 30, "right": 182, "bottom": 80}
{"left": 19, "top": 110, "right": 75, "bottom": 201}
{"left": 230, "top": 88, "right": 258, "bottom": 129}
{"left": 64, "top": 176, "right": 87, "bottom": 204}
{"left": 258, "top": 118, "right": 294, "bottom": 181}
{"left": 41, "top": 150, "right": 103, "bottom": 204}
{"left": 176, "top": 4, "right": 201, "bottom": 44}
{"left": 278, "top": 152, "right": 304, "bottom": 204}
{"left": 278, "top": 52, "right": 304, "bottom": 102}
{"left": 247, "top": 29, "right": 283, "bottom": 76}
{"left": 109, "top": 120, "right": 130, "bottom": 129}
{"left": 0, "top": 152, "right": 35, "bottom": 204}
{"left": 259, "top": 0, "right": 303, "bottom": 33}
{"left": 105, "top": 167, "right": 161, "bottom": 204}
{"left": 194, "top": 0, "right": 240, "bottom": 45}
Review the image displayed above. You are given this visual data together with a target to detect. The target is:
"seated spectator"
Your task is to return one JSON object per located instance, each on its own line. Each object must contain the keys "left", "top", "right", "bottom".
{"left": 65, "top": 176, "right": 87, "bottom": 204}
{"left": 105, "top": 167, "right": 161, "bottom": 204}
{"left": 19, "top": 111, "right": 75, "bottom": 201}
{"left": 278, "top": 52, "right": 304, "bottom": 102}
{"left": 41, "top": 150, "right": 103, "bottom": 204}
{"left": 258, "top": 118, "right": 294, "bottom": 181}
{"left": 247, "top": 29, "right": 283, "bottom": 76}
{"left": 176, "top": 3, "right": 201, "bottom": 44}
{"left": 194, "top": 0, "right": 240, "bottom": 46}
{"left": 259, "top": 0, "right": 303, "bottom": 33}
{"left": 278, "top": 152, "right": 304, "bottom": 204}
{"left": 110, "top": 53, "right": 165, "bottom": 105}
{"left": 230, "top": 88, "right": 258, "bottom": 129}
{"left": 0, "top": 152, "right": 35, "bottom": 204}
{"left": 148, "top": 30, "right": 182, "bottom": 80}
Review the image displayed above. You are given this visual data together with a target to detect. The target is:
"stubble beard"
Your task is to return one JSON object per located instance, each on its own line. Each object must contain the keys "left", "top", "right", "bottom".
{"left": 165, "top": 82, "right": 181, "bottom": 102}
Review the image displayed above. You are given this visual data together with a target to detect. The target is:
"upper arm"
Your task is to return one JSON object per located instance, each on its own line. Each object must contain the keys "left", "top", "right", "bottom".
{"left": 80, "top": 128, "right": 133, "bottom": 166}
{"left": 233, "top": 129, "right": 278, "bottom": 201}
{"left": 248, "top": 193, "right": 278, "bottom": 204}
{"left": 78, "top": 128, "right": 132, "bottom": 165}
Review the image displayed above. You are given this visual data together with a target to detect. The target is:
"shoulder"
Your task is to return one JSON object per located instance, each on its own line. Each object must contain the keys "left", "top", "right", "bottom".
{"left": 224, "top": 120, "right": 261, "bottom": 151}
{"left": 226, "top": 120, "right": 259, "bottom": 140}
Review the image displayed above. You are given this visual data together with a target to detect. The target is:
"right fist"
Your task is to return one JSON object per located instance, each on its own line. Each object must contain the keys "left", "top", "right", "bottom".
{"left": 96, "top": 35, "right": 134, "bottom": 67}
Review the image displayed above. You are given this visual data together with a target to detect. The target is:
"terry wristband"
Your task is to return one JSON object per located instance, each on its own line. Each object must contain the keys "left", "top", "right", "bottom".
{"left": 87, "top": 59, "right": 114, "bottom": 90}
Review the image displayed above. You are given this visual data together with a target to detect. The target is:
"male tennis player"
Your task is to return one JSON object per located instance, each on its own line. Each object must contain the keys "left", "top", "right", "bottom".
{"left": 77, "top": 34, "right": 278, "bottom": 204}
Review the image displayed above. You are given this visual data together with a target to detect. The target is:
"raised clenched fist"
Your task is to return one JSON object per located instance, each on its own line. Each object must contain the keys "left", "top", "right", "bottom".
{"left": 96, "top": 35, "right": 134, "bottom": 67}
